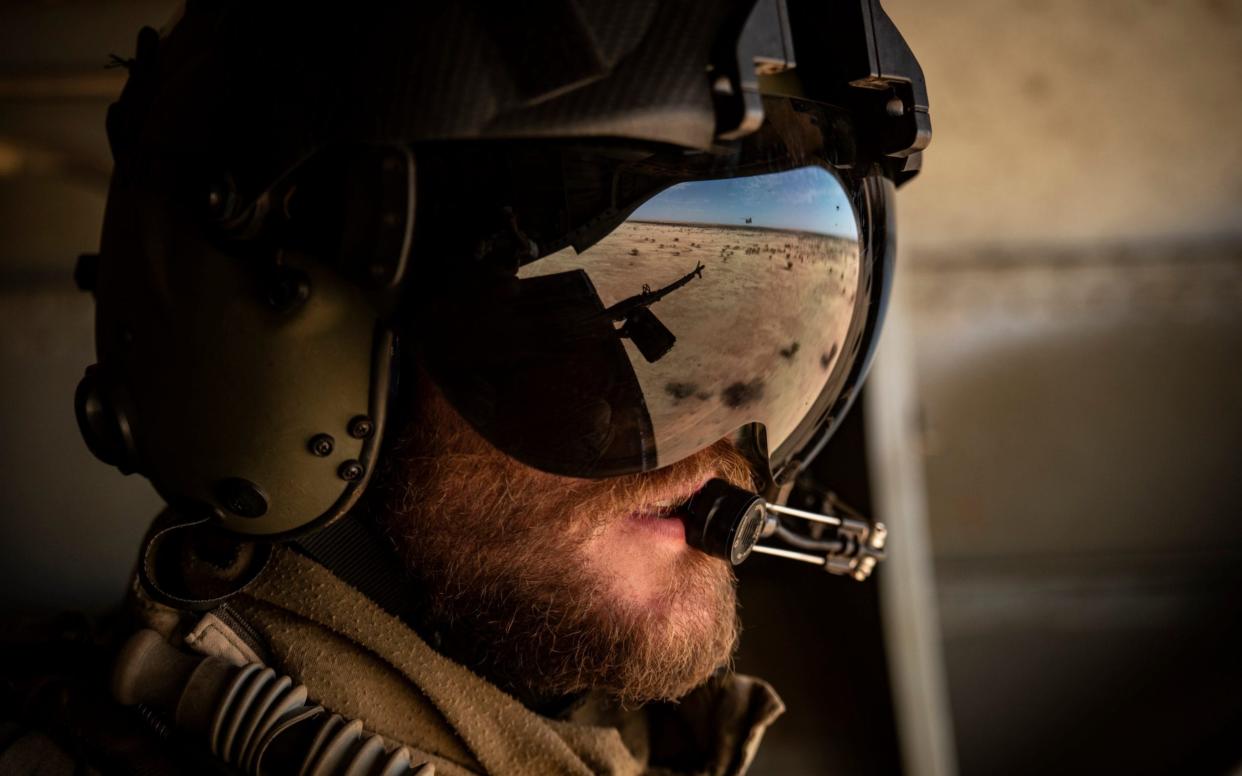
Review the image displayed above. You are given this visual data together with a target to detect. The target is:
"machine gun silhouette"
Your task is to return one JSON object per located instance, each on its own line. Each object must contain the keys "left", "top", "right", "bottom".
{"left": 601, "top": 262, "right": 705, "bottom": 363}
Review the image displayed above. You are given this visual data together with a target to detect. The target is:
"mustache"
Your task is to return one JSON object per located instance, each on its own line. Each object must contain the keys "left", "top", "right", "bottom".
{"left": 566, "top": 439, "right": 757, "bottom": 527}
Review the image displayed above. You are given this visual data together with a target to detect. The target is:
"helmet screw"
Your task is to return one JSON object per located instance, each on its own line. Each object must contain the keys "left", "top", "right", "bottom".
{"left": 338, "top": 460, "right": 365, "bottom": 481}
{"left": 205, "top": 178, "right": 237, "bottom": 221}
{"left": 347, "top": 415, "right": 374, "bottom": 439}
{"left": 308, "top": 433, "right": 335, "bottom": 457}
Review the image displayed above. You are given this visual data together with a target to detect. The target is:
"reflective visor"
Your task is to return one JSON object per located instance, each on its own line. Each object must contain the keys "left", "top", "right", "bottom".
{"left": 421, "top": 164, "right": 865, "bottom": 478}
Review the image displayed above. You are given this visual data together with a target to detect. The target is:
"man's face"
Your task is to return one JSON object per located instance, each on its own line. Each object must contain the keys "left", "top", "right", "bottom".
{"left": 378, "top": 375, "right": 756, "bottom": 705}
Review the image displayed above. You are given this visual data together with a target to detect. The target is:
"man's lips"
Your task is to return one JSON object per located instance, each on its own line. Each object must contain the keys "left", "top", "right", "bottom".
{"left": 627, "top": 508, "right": 689, "bottom": 542}
{"left": 624, "top": 476, "right": 715, "bottom": 544}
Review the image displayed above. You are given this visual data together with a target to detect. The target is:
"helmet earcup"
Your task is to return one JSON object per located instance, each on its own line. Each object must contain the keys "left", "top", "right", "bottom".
{"left": 74, "top": 363, "right": 139, "bottom": 476}
{"left": 81, "top": 151, "right": 399, "bottom": 537}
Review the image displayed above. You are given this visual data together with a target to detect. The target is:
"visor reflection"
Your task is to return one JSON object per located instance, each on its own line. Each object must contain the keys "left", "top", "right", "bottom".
{"left": 521, "top": 165, "right": 861, "bottom": 469}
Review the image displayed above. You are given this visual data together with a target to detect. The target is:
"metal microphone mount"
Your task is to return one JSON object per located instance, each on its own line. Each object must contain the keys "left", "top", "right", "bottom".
{"left": 682, "top": 479, "right": 887, "bottom": 581}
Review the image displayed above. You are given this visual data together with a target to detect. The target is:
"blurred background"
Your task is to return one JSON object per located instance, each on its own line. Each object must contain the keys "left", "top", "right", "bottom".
{"left": 1, "top": 1, "right": 1239, "bottom": 774}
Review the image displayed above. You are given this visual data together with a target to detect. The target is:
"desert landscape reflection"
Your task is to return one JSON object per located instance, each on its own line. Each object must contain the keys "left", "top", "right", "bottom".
{"left": 524, "top": 218, "right": 860, "bottom": 464}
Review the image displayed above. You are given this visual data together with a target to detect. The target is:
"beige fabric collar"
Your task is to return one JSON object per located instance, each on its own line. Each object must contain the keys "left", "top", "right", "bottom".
{"left": 227, "top": 546, "right": 783, "bottom": 776}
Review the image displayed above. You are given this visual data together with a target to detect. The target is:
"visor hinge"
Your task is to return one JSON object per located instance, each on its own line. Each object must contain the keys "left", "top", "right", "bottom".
{"left": 712, "top": 0, "right": 796, "bottom": 142}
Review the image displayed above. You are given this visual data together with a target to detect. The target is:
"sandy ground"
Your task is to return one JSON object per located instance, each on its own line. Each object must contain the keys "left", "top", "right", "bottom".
{"left": 522, "top": 220, "right": 860, "bottom": 465}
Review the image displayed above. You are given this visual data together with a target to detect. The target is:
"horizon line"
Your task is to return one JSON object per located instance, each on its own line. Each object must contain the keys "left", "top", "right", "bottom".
{"left": 626, "top": 218, "right": 855, "bottom": 240}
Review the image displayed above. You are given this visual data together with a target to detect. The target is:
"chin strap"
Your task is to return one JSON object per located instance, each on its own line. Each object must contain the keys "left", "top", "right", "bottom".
{"left": 292, "top": 514, "right": 427, "bottom": 626}
{"left": 137, "top": 510, "right": 273, "bottom": 611}
{"left": 135, "top": 509, "right": 417, "bottom": 615}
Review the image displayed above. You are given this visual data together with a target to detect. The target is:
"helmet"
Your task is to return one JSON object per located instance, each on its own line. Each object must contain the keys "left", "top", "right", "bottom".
{"left": 74, "top": 0, "right": 930, "bottom": 544}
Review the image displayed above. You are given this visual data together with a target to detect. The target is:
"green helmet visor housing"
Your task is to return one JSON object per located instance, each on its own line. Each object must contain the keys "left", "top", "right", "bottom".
{"left": 77, "top": 0, "right": 929, "bottom": 559}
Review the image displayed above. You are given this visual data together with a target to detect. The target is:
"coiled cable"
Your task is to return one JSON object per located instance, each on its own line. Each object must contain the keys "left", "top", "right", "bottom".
{"left": 113, "top": 629, "right": 431, "bottom": 775}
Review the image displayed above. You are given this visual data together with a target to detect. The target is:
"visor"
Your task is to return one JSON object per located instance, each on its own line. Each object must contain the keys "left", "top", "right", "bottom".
{"left": 416, "top": 143, "right": 892, "bottom": 482}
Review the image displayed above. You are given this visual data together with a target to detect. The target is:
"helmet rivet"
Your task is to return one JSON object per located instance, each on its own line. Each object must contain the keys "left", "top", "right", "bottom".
{"left": 338, "top": 460, "right": 365, "bottom": 481}
{"left": 308, "top": 433, "right": 335, "bottom": 457}
{"left": 885, "top": 97, "right": 906, "bottom": 117}
{"left": 206, "top": 179, "right": 236, "bottom": 220}
{"left": 347, "top": 415, "right": 374, "bottom": 439}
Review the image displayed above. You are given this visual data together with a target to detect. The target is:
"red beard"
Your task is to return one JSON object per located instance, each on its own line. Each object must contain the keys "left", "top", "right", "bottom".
{"left": 376, "top": 376, "right": 754, "bottom": 705}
